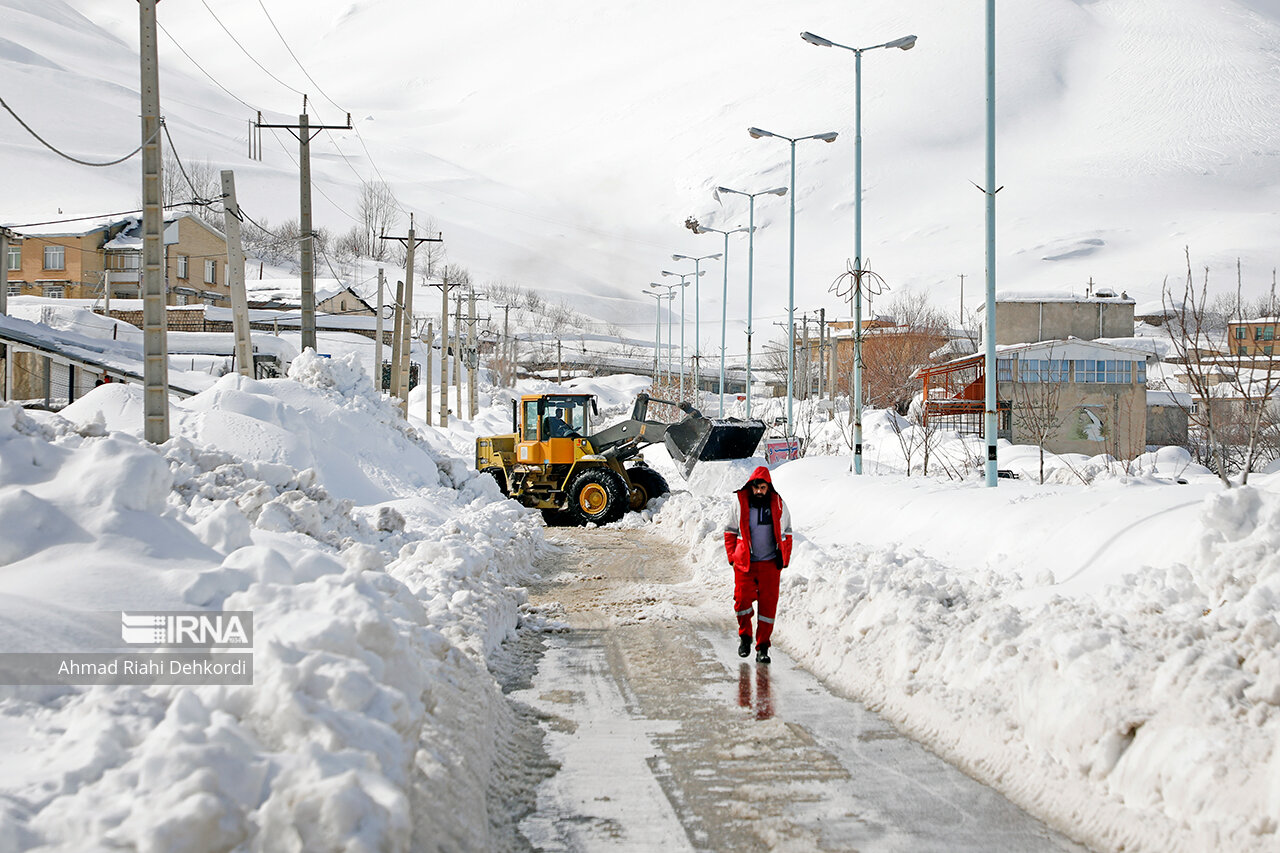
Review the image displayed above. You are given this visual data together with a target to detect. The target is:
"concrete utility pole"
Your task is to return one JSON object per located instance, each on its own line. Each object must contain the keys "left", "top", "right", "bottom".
{"left": 379, "top": 218, "right": 443, "bottom": 414}
{"left": 467, "top": 288, "right": 478, "bottom": 419}
{"left": 493, "top": 302, "right": 513, "bottom": 386}
{"left": 818, "top": 307, "right": 826, "bottom": 401}
{"left": 374, "top": 268, "right": 385, "bottom": 375}
{"left": 139, "top": 0, "right": 168, "bottom": 444}
{"left": 220, "top": 171, "right": 254, "bottom": 378}
{"left": 431, "top": 278, "right": 451, "bottom": 427}
{"left": 557, "top": 340, "right": 563, "bottom": 383}
{"left": 801, "top": 314, "right": 811, "bottom": 399}
{"left": 424, "top": 320, "right": 433, "bottom": 423}
{"left": 390, "top": 280, "right": 404, "bottom": 397}
{"left": 453, "top": 289, "right": 463, "bottom": 418}
{"left": 255, "top": 104, "right": 352, "bottom": 352}
{"left": 1, "top": 227, "right": 10, "bottom": 401}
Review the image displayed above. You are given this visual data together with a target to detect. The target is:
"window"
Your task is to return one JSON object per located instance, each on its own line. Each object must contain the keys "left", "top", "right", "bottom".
{"left": 6, "top": 244, "right": 18, "bottom": 269}
{"left": 522, "top": 401, "right": 539, "bottom": 441}
{"left": 1237, "top": 327, "right": 1247, "bottom": 340}
{"left": 204, "top": 259, "right": 217, "bottom": 284}
{"left": 43, "top": 245, "right": 64, "bottom": 270}
{"left": 1257, "top": 327, "right": 1265, "bottom": 340}
{"left": 1073, "top": 360, "right": 1095, "bottom": 383}
{"left": 177, "top": 254, "right": 189, "bottom": 279}
{"left": 997, "top": 358, "right": 1013, "bottom": 382}
{"left": 1267, "top": 346, "right": 1275, "bottom": 356}
{"left": 6, "top": 284, "right": 20, "bottom": 297}
{"left": 1136, "top": 361, "right": 1146, "bottom": 383}
{"left": 42, "top": 285, "right": 64, "bottom": 298}
{"left": 1240, "top": 345, "right": 1250, "bottom": 356}
{"left": 1265, "top": 326, "right": 1275, "bottom": 341}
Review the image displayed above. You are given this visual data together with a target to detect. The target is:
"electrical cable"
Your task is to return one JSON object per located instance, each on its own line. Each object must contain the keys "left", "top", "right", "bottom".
{"left": 0, "top": 95, "right": 158, "bottom": 167}
{"left": 198, "top": 0, "right": 306, "bottom": 99}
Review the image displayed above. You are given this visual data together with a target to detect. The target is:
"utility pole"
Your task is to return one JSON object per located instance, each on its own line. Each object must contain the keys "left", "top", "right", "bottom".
{"left": 818, "top": 308, "right": 826, "bottom": 402}
{"left": 1, "top": 226, "right": 10, "bottom": 401}
{"left": 429, "top": 278, "right": 451, "bottom": 427}
{"left": 255, "top": 103, "right": 352, "bottom": 352}
{"left": 139, "top": 0, "right": 168, "bottom": 443}
{"left": 424, "top": 320, "right": 433, "bottom": 423}
{"left": 801, "top": 313, "right": 811, "bottom": 399}
{"left": 453, "top": 289, "right": 464, "bottom": 418}
{"left": 959, "top": 273, "right": 966, "bottom": 318}
{"left": 390, "top": 280, "right": 404, "bottom": 397}
{"left": 220, "top": 171, "right": 253, "bottom": 378}
{"left": 374, "top": 268, "right": 385, "bottom": 377}
{"left": 493, "top": 303, "right": 513, "bottom": 387}
{"left": 557, "top": 340, "right": 563, "bottom": 383}
{"left": 379, "top": 217, "right": 442, "bottom": 413}
{"left": 467, "top": 288, "right": 478, "bottom": 419}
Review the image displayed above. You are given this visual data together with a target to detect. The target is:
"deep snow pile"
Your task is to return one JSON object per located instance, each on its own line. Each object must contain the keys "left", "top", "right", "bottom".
{"left": 641, "top": 449, "right": 1280, "bottom": 853}
{"left": 0, "top": 352, "right": 544, "bottom": 852}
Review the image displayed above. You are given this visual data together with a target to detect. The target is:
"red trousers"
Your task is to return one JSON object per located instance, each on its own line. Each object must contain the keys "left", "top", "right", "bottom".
{"left": 734, "top": 561, "right": 781, "bottom": 645}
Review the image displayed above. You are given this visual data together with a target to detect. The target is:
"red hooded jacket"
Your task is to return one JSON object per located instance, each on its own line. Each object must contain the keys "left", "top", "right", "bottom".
{"left": 723, "top": 466, "right": 793, "bottom": 572}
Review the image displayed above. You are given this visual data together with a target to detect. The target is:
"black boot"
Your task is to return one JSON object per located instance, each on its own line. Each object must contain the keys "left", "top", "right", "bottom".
{"left": 738, "top": 634, "right": 752, "bottom": 658}
{"left": 756, "top": 642, "right": 771, "bottom": 664}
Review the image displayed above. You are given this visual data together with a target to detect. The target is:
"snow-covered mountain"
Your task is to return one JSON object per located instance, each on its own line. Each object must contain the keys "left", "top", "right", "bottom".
{"left": 5, "top": 0, "right": 1280, "bottom": 341}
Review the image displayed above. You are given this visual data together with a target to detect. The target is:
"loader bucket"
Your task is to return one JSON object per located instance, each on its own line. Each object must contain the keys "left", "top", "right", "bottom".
{"left": 664, "top": 415, "right": 767, "bottom": 476}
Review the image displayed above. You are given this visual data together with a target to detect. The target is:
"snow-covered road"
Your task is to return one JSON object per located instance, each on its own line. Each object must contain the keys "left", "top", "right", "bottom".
{"left": 504, "top": 527, "right": 1085, "bottom": 851}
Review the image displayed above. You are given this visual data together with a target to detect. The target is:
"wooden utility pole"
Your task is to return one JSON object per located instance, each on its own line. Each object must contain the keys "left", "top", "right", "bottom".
{"left": 139, "top": 0, "right": 168, "bottom": 443}
{"left": 220, "top": 171, "right": 254, "bottom": 378}
{"left": 379, "top": 217, "right": 442, "bottom": 414}
{"left": 424, "top": 320, "right": 433, "bottom": 423}
{"left": 255, "top": 105, "right": 352, "bottom": 352}
{"left": 374, "top": 268, "right": 385, "bottom": 376}
{"left": 390, "top": 280, "right": 404, "bottom": 397}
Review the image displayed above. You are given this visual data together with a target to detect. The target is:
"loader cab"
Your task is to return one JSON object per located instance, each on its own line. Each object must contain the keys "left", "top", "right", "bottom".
{"left": 515, "top": 394, "right": 598, "bottom": 465}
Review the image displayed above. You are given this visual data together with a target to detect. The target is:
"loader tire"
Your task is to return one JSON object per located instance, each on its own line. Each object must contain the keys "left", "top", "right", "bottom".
{"left": 566, "top": 468, "right": 627, "bottom": 526}
{"left": 626, "top": 466, "right": 669, "bottom": 511}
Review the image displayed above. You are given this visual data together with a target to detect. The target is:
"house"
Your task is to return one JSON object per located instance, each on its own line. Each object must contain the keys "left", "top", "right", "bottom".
{"left": 981, "top": 291, "right": 1135, "bottom": 346}
{"left": 825, "top": 317, "right": 951, "bottom": 409}
{"left": 317, "top": 285, "right": 374, "bottom": 316}
{"left": 4, "top": 219, "right": 132, "bottom": 299}
{"left": 1226, "top": 316, "right": 1280, "bottom": 358}
{"left": 921, "top": 338, "right": 1150, "bottom": 459}
{"left": 5, "top": 213, "right": 232, "bottom": 306}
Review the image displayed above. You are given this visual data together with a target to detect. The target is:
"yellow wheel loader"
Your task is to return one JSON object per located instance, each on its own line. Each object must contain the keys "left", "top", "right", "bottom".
{"left": 475, "top": 392, "right": 766, "bottom": 526}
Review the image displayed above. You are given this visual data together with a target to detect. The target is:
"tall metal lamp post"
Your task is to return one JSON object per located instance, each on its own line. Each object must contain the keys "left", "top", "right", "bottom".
{"left": 747, "top": 127, "right": 839, "bottom": 437}
{"left": 649, "top": 281, "right": 678, "bottom": 382}
{"left": 669, "top": 254, "right": 720, "bottom": 401}
{"left": 801, "top": 29, "right": 916, "bottom": 474}
{"left": 642, "top": 288, "right": 667, "bottom": 382}
{"left": 659, "top": 270, "right": 701, "bottom": 399}
{"left": 689, "top": 224, "right": 751, "bottom": 416}
{"left": 715, "top": 185, "right": 787, "bottom": 419}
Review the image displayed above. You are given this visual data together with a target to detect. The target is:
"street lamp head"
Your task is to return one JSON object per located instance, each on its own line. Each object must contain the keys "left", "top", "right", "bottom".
{"left": 747, "top": 127, "right": 774, "bottom": 139}
{"left": 767, "top": 186, "right": 789, "bottom": 196}
{"left": 800, "top": 31, "right": 835, "bottom": 47}
{"left": 887, "top": 34, "right": 918, "bottom": 50}
{"left": 815, "top": 131, "right": 839, "bottom": 143}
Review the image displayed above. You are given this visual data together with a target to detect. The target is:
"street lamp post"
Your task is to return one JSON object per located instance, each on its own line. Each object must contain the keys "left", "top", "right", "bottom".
{"left": 747, "top": 126, "right": 839, "bottom": 437}
{"left": 669, "top": 254, "right": 721, "bottom": 403}
{"left": 642, "top": 288, "right": 665, "bottom": 381}
{"left": 716, "top": 185, "right": 788, "bottom": 419}
{"left": 801, "top": 29, "right": 916, "bottom": 474}
{"left": 690, "top": 225, "right": 751, "bottom": 416}
{"left": 650, "top": 282, "right": 678, "bottom": 383}
{"left": 660, "top": 269, "right": 701, "bottom": 400}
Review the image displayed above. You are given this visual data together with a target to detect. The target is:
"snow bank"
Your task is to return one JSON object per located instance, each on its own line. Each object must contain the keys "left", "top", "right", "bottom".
{"left": 646, "top": 446, "right": 1280, "bottom": 852}
{"left": 0, "top": 353, "right": 545, "bottom": 851}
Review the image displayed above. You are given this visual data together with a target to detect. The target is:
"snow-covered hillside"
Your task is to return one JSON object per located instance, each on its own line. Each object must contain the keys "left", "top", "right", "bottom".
{"left": 5, "top": 0, "right": 1280, "bottom": 342}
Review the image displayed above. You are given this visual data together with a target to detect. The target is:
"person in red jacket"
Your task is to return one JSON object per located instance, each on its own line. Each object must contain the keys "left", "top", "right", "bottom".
{"left": 723, "top": 466, "right": 793, "bottom": 664}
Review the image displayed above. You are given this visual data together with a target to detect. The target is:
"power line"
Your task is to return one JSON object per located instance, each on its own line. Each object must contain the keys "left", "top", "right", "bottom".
{"left": 156, "top": 21, "right": 258, "bottom": 112}
{"left": 198, "top": 0, "right": 306, "bottom": 98}
{"left": 0, "top": 95, "right": 156, "bottom": 168}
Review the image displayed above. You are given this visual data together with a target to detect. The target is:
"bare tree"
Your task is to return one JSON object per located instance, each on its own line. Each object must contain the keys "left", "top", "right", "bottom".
{"left": 860, "top": 288, "right": 949, "bottom": 414}
{"left": 161, "top": 151, "right": 222, "bottom": 229}
{"left": 356, "top": 181, "right": 401, "bottom": 260}
{"left": 1010, "top": 350, "right": 1073, "bottom": 484}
